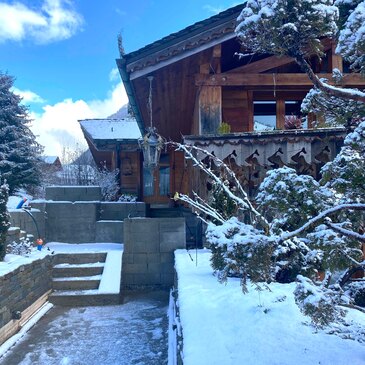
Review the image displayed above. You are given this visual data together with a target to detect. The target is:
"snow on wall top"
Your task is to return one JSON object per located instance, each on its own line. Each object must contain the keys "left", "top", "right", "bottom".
{"left": 79, "top": 118, "right": 141, "bottom": 141}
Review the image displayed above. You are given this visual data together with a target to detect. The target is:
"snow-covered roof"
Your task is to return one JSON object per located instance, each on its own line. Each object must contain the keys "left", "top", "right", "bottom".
{"left": 41, "top": 156, "right": 59, "bottom": 164}
{"left": 79, "top": 118, "right": 141, "bottom": 141}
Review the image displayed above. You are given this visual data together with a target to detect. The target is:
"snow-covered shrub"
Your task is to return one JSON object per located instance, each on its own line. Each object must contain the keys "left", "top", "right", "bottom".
{"left": 294, "top": 275, "right": 345, "bottom": 327}
{"left": 118, "top": 193, "right": 137, "bottom": 202}
{"left": 209, "top": 179, "right": 238, "bottom": 222}
{"left": 206, "top": 217, "right": 276, "bottom": 288}
{"left": 344, "top": 281, "right": 365, "bottom": 307}
{"left": 96, "top": 166, "right": 120, "bottom": 201}
{"left": 207, "top": 218, "right": 324, "bottom": 286}
{"left": 256, "top": 167, "right": 332, "bottom": 233}
{"left": 0, "top": 181, "right": 10, "bottom": 261}
{"left": 6, "top": 237, "right": 32, "bottom": 256}
{"left": 322, "top": 121, "right": 365, "bottom": 203}
{"left": 306, "top": 223, "right": 363, "bottom": 272}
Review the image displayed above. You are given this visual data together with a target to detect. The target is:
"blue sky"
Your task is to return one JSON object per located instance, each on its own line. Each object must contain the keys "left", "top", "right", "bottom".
{"left": 0, "top": 0, "right": 240, "bottom": 155}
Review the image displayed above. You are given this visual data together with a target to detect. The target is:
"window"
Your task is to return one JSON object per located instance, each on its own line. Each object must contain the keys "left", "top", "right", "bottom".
{"left": 254, "top": 101, "right": 276, "bottom": 131}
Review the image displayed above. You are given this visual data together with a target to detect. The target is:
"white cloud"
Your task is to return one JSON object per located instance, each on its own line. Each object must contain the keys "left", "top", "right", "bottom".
{"left": 203, "top": 3, "right": 241, "bottom": 15}
{"left": 12, "top": 87, "right": 46, "bottom": 104}
{"left": 0, "top": 0, "right": 83, "bottom": 44}
{"left": 30, "top": 81, "right": 129, "bottom": 156}
{"left": 109, "top": 67, "right": 120, "bottom": 82}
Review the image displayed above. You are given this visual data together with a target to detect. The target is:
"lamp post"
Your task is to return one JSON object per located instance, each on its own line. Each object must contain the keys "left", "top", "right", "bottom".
{"left": 139, "top": 75, "right": 165, "bottom": 170}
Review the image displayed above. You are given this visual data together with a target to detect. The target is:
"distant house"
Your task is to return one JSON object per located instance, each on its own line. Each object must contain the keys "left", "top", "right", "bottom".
{"left": 79, "top": 117, "right": 141, "bottom": 195}
{"left": 81, "top": 4, "right": 365, "bottom": 205}
{"left": 41, "top": 156, "right": 62, "bottom": 171}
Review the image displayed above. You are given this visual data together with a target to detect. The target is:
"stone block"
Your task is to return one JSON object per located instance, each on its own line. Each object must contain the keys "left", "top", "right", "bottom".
{"left": 95, "top": 220, "right": 123, "bottom": 243}
{"left": 46, "top": 186, "right": 102, "bottom": 202}
{"left": 123, "top": 263, "right": 148, "bottom": 274}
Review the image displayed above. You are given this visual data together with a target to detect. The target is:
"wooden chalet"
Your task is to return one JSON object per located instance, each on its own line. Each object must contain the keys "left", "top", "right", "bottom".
{"left": 85, "top": 4, "right": 365, "bottom": 205}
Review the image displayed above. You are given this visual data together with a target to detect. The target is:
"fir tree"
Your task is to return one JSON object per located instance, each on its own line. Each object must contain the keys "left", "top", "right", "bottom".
{"left": 0, "top": 181, "right": 10, "bottom": 261}
{"left": 0, "top": 72, "right": 43, "bottom": 194}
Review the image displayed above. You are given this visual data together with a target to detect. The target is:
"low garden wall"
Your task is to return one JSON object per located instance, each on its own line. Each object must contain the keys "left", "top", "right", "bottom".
{"left": 0, "top": 255, "right": 53, "bottom": 344}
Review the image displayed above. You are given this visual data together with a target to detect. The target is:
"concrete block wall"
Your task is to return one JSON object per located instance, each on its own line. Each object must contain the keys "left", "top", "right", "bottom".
{"left": 45, "top": 186, "right": 102, "bottom": 202}
{"left": 122, "top": 218, "right": 186, "bottom": 288}
{"left": 8, "top": 209, "right": 45, "bottom": 241}
{"left": 100, "top": 202, "right": 146, "bottom": 220}
{"left": 0, "top": 255, "right": 53, "bottom": 329}
{"left": 96, "top": 221, "right": 124, "bottom": 243}
{"left": 45, "top": 202, "right": 100, "bottom": 243}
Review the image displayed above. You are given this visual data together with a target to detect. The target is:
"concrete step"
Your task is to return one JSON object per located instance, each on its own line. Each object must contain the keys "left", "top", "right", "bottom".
{"left": 53, "top": 253, "right": 107, "bottom": 265}
{"left": 52, "top": 275, "right": 102, "bottom": 290}
{"left": 49, "top": 290, "right": 121, "bottom": 306}
{"left": 53, "top": 263, "right": 104, "bottom": 278}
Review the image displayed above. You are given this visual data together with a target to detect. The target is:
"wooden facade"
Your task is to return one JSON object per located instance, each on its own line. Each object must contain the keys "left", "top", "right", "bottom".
{"left": 84, "top": 5, "right": 365, "bottom": 204}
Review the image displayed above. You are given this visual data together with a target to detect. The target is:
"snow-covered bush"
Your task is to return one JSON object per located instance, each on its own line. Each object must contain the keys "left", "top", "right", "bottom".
{"left": 206, "top": 217, "right": 276, "bottom": 290}
{"left": 321, "top": 121, "right": 365, "bottom": 203}
{"left": 294, "top": 275, "right": 345, "bottom": 327}
{"left": 118, "top": 194, "right": 137, "bottom": 202}
{"left": 6, "top": 237, "right": 32, "bottom": 256}
{"left": 96, "top": 166, "right": 120, "bottom": 201}
{"left": 0, "top": 181, "right": 10, "bottom": 261}
{"left": 256, "top": 167, "right": 332, "bottom": 233}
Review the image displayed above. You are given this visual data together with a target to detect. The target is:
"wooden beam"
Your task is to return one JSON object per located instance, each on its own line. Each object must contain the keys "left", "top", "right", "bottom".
{"left": 196, "top": 73, "right": 365, "bottom": 87}
{"left": 228, "top": 55, "right": 295, "bottom": 74}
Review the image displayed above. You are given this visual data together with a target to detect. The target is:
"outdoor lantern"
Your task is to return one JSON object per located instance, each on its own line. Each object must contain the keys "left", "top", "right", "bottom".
{"left": 139, "top": 75, "right": 166, "bottom": 170}
{"left": 139, "top": 126, "right": 165, "bottom": 170}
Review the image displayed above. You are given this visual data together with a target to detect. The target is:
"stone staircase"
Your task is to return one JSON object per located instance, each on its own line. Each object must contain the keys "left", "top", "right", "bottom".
{"left": 49, "top": 252, "right": 122, "bottom": 306}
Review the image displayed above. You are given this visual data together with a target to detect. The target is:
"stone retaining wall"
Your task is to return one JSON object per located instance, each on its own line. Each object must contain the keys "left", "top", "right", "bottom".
{"left": 0, "top": 256, "right": 53, "bottom": 331}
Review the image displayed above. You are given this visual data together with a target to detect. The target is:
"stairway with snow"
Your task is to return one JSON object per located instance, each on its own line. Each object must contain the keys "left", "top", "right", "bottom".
{"left": 49, "top": 252, "right": 122, "bottom": 306}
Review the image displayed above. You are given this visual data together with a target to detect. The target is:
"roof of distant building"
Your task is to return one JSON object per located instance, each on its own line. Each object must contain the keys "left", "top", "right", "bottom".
{"left": 41, "top": 156, "right": 60, "bottom": 164}
{"left": 79, "top": 117, "right": 142, "bottom": 142}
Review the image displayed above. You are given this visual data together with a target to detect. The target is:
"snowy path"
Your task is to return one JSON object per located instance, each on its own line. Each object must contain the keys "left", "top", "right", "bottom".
{"left": 1, "top": 291, "right": 169, "bottom": 365}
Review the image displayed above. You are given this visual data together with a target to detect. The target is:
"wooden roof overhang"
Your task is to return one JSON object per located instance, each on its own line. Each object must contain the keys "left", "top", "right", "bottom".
{"left": 117, "top": 5, "right": 245, "bottom": 141}
{"left": 118, "top": 4, "right": 365, "bottom": 143}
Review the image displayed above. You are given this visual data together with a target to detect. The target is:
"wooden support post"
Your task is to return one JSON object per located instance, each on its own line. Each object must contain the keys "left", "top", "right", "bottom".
{"left": 330, "top": 42, "right": 343, "bottom": 73}
{"left": 198, "top": 86, "right": 222, "bottom": 135}
{"left": 276, "top": 99, "right": 285, "bottom": 130}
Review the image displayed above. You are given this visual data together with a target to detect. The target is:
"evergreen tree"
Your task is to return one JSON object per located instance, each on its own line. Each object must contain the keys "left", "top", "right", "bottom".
{"left": 0, "top": 180, "right": 10, "bottom": 261}
{"left": 0, "top": 72, "right": 43, "bottom": 194}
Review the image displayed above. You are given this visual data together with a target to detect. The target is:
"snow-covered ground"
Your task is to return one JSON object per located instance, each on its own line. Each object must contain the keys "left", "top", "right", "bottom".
{"left": 175, "top": 249, "right": 365, "bottom": 365}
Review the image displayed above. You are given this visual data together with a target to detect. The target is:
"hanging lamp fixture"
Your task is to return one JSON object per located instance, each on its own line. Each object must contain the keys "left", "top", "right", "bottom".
{"left": 138, "top": 75, "right": 165, "bottom": 170}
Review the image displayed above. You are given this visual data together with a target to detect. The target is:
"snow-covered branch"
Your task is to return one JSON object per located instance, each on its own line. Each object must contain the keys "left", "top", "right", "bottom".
{"left": 281, "top": 203, "right": 365, "bottom": 241}
{"left": 175, "top": 191, "right": 225, "bottom": 224}
{"left": 324, "top": 221, "right": 365, "bottom": 243}
{"left": 295, "top": 55, "right": 365, "bottom": 103}
{"left": 170, "top": 142, "right": 270, "bottom": 231}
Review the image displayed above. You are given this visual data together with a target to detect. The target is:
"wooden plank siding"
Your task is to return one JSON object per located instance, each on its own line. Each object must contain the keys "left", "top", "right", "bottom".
{"left": 222, "top": 88, "right": 252, "bottom": 132}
